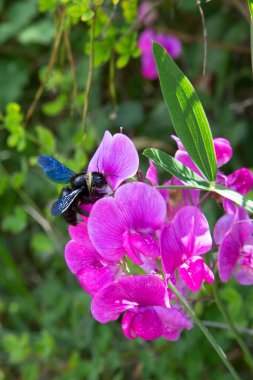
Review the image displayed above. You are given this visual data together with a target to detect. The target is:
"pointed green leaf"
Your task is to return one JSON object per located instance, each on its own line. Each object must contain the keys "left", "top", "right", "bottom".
{"left": 152, "top": 42, "right": 217, "bottom": 182}
{"left": 143, "top": 148, "right": 209, "bottom": 190}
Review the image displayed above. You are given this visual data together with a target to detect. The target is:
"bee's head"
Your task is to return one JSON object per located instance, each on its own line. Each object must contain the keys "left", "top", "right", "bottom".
{"left": 91, "top": 172, "right": 107, "bottom": 188}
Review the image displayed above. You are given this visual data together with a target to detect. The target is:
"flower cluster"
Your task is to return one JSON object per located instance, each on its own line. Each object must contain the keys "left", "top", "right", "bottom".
{"left": 64, "top": 131, "right": 253, "bottom": 341}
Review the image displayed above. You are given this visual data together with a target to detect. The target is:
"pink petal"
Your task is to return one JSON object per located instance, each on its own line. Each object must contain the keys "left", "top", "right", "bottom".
{"left": 234, "top": 251, "right": 253, "bottom": 285}
{"left": 213, "top": 214, "right": 234, "bottom": 245}
{"left": 122, "top": 230, "right": 143, "bottom": 265}
{"left": 179, "top": 256, "right": 205, "bottom": 291}
{"left": 203, "top": 263, "right": 215, "bottom": 283}
{"left": 227, "top": 168, "right": 253, "bottom": 195}
{"left": 91, "top": 275, "right": 169, "bottom": 323}
{"left": 161, "top": 206, "right": 212, "bottom": 276}
{"left": 155, "top": 306, "right": 193, "bottom": 341}
{"left": 88, "top": 197, "right": 126, "bottom": 262}
{"left": 218, "top": 228, "right": 241, "bottom": 282}
{"left": 173, "top": 206, "right": 212, "bottom": 255}
{"left": 88, "top": 131, "right": 139, "bottom": 190}
{"left": 65, "top": 240, "right": 101, "bottom": 275}
{"left": 213, "top": 138, "right": 232, "bottom": 167}
{"left": 156, "top": 34, "right": 182, "bottom": 59}
{"left": 130, "top": 232, "right": 160, "bottom": 258}
{"left": 146, "top": 160, "right": 158, "bottom": 186}
{"left": 161, "top": 223, "right": 184, "bottom": 274}
{"left": 115, "top": 182, "right": 166, "bottom": 233}
{"left": 68, "top": 220, "right": 89, "bottom": 242}
{"left": 122, "top": 307, "right": 163, "bottom": 340}
{"left": 77, "top": 265, "right": 121, "bottom": 296}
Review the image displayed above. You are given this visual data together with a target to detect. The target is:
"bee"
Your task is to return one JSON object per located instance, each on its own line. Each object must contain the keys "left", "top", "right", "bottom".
{"left": 38, "top": 155, "right": 107, "bottom": 225}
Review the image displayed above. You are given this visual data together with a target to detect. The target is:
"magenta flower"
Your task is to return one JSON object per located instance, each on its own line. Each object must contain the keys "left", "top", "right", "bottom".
{"left": 88, "top": 131, "right": 139, "bottom": 191}
{"left": 65, "top": 219, "right": 122, "bottom": 296}
{"left": 138, "top": 1, "right": 158, "bottom": 26}
{"left": 161, "top": 206, "right": 214, "bottom": 291}
{"left": 214, "top": 207, "right": 253, "bottom": 285}
{"left": 88, "top": 182, "right": 166, "bottom": 265}
{"left": 138, "top": 29, "right": 182, "bottom": 80}
{"left": 91, "top": 275, "right": 192, "bottom": 340}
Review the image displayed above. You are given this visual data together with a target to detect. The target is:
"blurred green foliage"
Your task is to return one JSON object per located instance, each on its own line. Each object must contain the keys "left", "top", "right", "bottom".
{"left": 1, "top": 0, "right": 253, "bottom": 379}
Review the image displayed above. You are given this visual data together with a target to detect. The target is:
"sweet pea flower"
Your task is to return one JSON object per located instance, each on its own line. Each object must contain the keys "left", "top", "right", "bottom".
{"left": 138, "top": 29, "right": 182, "bottom": 80}
{"left": 65, "top": 218, "right": 122, "bottom": 296}
{"left": 88, "top": 182, "right": 166, "bottom": 265}
{"left": 88, "top": 131, "right": 139, "bottom": 191}
{"left": 161, "top": 206, "right": 214, "bottom": 291}
{"left": 214, "top": 207, "right": 253, "bottom": 285}
{"left": 91, "top": 275, "right": 192, "bottom": 340}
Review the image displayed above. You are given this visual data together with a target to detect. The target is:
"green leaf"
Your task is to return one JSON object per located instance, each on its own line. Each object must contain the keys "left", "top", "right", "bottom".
{"left": 143, "top": 148, "right": 209, "bottom": 190}
{"left": 152, "top": 42, "right": 217, "bottom": 182}
{"left": 248, "top": 0, "right": 253, "bottom": 18}
{"left": 212, "top": 184, "right": 253, "bottom": 214}
{"left": 18, "top": 18, "right": 55, "bottom": 45}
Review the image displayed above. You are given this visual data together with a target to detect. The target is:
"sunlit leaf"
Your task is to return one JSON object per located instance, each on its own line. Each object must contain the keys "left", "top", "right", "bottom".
{"left": 153, "top": 42, "right": 217, "bottom": 182}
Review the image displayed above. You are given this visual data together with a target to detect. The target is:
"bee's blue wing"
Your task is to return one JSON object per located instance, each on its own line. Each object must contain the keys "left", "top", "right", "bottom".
{"left": 51, "top": 189, "right": 81, "bottom": 216}
{"left": 38, "top": 155, "right": 75, "bottom": 184}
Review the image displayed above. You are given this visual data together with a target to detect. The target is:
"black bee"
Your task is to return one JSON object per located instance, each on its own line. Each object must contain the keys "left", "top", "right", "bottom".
{"left": 38, "top": 155, "right": 107, "bottom": 225}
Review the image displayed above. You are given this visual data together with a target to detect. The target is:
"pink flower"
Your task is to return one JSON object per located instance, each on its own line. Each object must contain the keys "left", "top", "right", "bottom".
{"left": 138, "top": 29, "right": 182, "bottom": 80}
{"left": 88, "top": 182, "right": 166, "bottom": 265}
{"left": 160, "top": 206, "right": 214, "bottom": 291}
{"left": 138, "top": 1, "right": 158, "bottom": 26}
{"left": 214, "top": 207, "right": 253, "bottom": 285}
{"left": 65, "top": 219, "right": 122, "bottom": 296}
{"left": 88, "top": 131, "right": 139, "bottom": 191}
{"left": 91, "top": 275, "right": 192, "bottom": 340}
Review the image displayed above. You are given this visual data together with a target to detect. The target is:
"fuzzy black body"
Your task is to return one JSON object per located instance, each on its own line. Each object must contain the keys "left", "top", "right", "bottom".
{"left": 38, "top": 155, "right": 107, "bottom": 226}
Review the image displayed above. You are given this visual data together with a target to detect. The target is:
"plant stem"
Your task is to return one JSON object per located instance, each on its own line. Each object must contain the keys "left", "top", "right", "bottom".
{"left": 168, "top": 281, "right": 242, "bottom": 380}
{"left": 82, "top": 10, "right": 96, "bottom": 133}
{"left": 25, "top": 8, "right": 65, "bottom": 126}
{"left": 212, "top": 282, "right": 253, "bottom": 371}
{"left": 63, "top": 28, "right": 78, "bottom": 107}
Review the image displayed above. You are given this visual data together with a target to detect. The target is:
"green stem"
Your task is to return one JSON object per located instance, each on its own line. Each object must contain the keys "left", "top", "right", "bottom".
{"left": 212, "top": 282, "right": 253, "bottom": 371}
{"left": 168, "top": 281, "right": 242, "bottom": 380}
{"left": 82, "top": 9, "right": 96, "bottom": 133}
{"left": 25, "top": 7, "right": 65, "bottom": 126}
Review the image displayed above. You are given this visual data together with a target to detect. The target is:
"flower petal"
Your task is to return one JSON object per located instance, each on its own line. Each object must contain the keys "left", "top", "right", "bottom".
{"left": 122, "top": 307, "right": 163, "bottom": 340}
{"left": 227, "top": 168, "right": 253, "bottom": 195}
{"left": 179, "top": 256, "right": 204, "bottom": 291}
{"left": 213, "top": 214, "right": 234, "bottom": 245}
{"left": 88, "top": 197, "right": 126, "bottom": 262}
{"left": 91, "top": 275, "right": 169, "bottom": 323}
{"left": 77, "top": 265, "right": 121, "bottom": 296}
{"left": 114, "top": 182, "right": 166, "bottom": 233}
{"left": 65, "top": 240, "right": 101, "bottom": 275}
{"left": 155, "top": 306, "right": 193, "bottom": 341}
{"left": 213, "top": 138, "right": 232, "bottom": 167}
{"left": 88, "top": 132, "right": 139, "bottom": 190}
